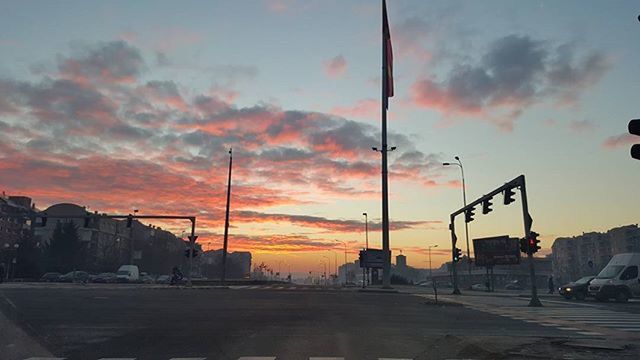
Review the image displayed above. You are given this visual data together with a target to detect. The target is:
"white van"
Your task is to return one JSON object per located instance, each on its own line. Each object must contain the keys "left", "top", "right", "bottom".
{"left": 588, "top": 253, "right": 640, "bottom": 302}
{"left": 116, "top": 265, "right": 140, "bottom": 283}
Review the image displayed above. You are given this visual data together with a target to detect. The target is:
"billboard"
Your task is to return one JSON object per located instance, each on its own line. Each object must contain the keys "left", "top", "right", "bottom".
{"left": 473, "top": 236, "right": 520, "bottom": 267}
{"left": 358, "top": 249, "right": 390, "bottom": 269}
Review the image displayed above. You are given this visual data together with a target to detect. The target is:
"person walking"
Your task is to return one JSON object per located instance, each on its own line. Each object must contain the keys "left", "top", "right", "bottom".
{"left": 0, "top": 263, "right": 5, "bottom": 283}
{"left": 548, "top": 275, "right": 555, "bottom": 294}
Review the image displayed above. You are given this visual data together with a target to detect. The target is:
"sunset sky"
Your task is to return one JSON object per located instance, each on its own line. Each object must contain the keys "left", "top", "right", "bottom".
{"left": 1, "top": 0, "right": 638, "bottom": 273}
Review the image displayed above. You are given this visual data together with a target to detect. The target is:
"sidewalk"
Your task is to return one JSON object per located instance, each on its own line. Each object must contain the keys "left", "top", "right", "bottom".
{"left": 0, "top": 296, "right": 55, "bottom": 360}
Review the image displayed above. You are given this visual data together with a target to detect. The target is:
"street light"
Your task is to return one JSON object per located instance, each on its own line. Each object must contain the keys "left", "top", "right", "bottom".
{"left": 321, "top": 255, "right": 330, "bottom": 283}
{"left": 335, "top": 240, "right": 347, "bottom": 284}
{"left": 428, "top": 244, "right": 438, "bottom": 280}
{"left": 319, "top": 261, "right": 327, "bottom": 285}
{"left": 362, "top": 212, "right": 369, "bottom": 285}
{"left": 443, "top": 156, "right": 471, "bottom": 273}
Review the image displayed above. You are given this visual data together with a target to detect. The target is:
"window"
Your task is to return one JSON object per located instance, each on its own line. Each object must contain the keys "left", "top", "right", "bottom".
{"left": 620, "top": 266, "right": 638, "bottom": 280}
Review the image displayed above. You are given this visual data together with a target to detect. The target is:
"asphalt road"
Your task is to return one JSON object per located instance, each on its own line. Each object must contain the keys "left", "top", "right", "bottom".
{"left": 1, "top": 284, "right": 639, "bottom": 359}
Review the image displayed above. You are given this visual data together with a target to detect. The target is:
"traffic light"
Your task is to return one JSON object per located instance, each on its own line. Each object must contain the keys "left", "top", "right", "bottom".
{"left": 126, "top": 215, "right": 133, "bottom": 228}
{"left": 464, "top": 207, "right": 476, "bottom": 223}
{"left": 482, "top": 198, "right": 493, "bottom": 214}
{"left": 629, "top": 119, "right": 640, "bottom": 160}
{"left": 184, "top": 249, "right": 199, "bottom": 258}
{"left": 519, "top": 238, "right": 528, "bottom": 253}
{"left": 529, "top": 231, "right": 541, "bottom": 254}
{"left": 503, "top": 188, "right": 516, "bottom": 205}
{"left": 453, "top": 247, "right": 462, "bottom": 262}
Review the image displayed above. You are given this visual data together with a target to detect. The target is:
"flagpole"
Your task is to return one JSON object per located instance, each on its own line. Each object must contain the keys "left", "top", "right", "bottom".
{"left": 381, "top": 0, "right": 391, "bottom": 289}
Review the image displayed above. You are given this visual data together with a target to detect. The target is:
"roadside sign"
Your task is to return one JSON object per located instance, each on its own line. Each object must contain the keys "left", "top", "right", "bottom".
{"left": 359, "top": 248, "right": 389, "bottom": 269}
{"left": 188, "top": 235, "right": 198, "bottom": 242}
{"left": 473, "top": 236, "right": 520, "bottom": 266}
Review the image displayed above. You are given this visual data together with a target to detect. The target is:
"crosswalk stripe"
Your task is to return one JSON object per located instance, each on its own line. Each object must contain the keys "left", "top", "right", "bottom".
{"left": 613, "top": 327, "right": 640, "bottom": 332}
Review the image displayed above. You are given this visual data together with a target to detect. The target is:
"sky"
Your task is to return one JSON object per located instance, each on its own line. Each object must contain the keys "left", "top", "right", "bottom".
{"left": 1, "top": 0, "right": 639, "bottom": 273}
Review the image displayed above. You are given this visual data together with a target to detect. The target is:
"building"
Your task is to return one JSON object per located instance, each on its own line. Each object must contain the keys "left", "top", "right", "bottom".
{"left": 34, "top": 203, "right": 190, "bottom": 274}
{"left": 551, "top": 224, "right": 640, "bottom": 284}
{"left": 0, "top": 193, "right": 38, "bottom": 246}
{"left": 396, "top": 254, "right": 407, "bottom": 268}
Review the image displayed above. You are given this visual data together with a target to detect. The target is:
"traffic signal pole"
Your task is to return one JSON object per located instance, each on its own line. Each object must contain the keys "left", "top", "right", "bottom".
{"left": 448, "top": 175, "right": 542, "bottom": 305}
{"left": 449, "top": 219, "right": 461, "bottom": 295}
{"left": 519, "top": 177, "right": 542, "bottom": 307}
{"left": 187, "top": 217, "right": 197, "bottom": 287}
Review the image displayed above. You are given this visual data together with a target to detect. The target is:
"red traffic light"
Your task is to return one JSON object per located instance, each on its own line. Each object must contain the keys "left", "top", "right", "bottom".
{"left": 629, "top": 120, "right": 640, "bottom": 160}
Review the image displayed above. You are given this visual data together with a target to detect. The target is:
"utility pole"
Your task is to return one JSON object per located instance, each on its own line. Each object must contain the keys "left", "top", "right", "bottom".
{"left": 221, "top": 148, "right": 233, "bottom": 285}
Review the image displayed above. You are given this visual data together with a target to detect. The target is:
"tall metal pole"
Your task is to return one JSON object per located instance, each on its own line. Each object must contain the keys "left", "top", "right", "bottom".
{"left": 363, "top": 213, "right": 369, "bottom": 287}
{"left": 450, "top": 219, "right": 461, "bottom": 295}
{"left": 187, "top": 218, "right": 196, "bottom": 286}
{"left": 380, "top": 0, "right": 392, "bottom": 289}
{"left": 520, "top": 177, "right": 542, "bottom": 307}
{"left": 221, "top": 148, "right": 233, "bottom": 285}
{"left": 456, "top": 157, "right": 472, "bottom": 275}
{"left": 428, "top": 244, "right": 437, "bottom": 279}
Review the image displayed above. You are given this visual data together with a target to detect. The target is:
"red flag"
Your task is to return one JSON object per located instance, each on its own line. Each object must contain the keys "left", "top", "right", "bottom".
{"left": 383, "top": 0, "right": 394, "bottom": 100}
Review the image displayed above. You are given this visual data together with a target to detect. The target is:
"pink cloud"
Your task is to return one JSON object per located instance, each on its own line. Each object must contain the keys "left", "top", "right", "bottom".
{"left": 603, "top": 133, "right": 638, "bottom": 149}
{"left": 331, "top": 98, "right": 378, "bottom": 120}
{"left": 324, "top": 55, "right": 347, "bottom": 78}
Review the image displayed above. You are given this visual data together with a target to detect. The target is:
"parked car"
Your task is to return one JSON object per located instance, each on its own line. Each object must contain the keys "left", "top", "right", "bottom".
{"left": 589, "top": 253, "right": 640, "bottom": 302}
{"left": 116, "top": 265, "right": 140, "bottom": 283}
{"left": 91, "top": 272, "right": 117, "bottom": 283}
{"left": 559, "top": 276, "right": 594, "bottom": 300}
{"left": 156, "top": 275, "right": 171, "bottom": 284}
{"left": 139, "top": 272, "right": 155, "bottom": 284}
{"left": 505, "top": 280, "right": 524, "bottom": 290}
{"left": 40, "top": 272, "right": 61, "bottom": 282}
{"left": 58, "top": 271, "right": 90, "bottom": 283}
{"left": 471, "top": 283, "right": 486, "bottom": 291}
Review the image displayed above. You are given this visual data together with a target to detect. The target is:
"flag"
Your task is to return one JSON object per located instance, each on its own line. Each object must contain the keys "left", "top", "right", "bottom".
{"left": 383, "top": 0, "right": 394, "bottom": 106}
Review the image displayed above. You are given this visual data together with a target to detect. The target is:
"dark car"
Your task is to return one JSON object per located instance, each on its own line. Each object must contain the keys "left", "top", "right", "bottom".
{"left": 91, "top": 272, "right": 117, "bottom": 283}
{"left": 40, "top": 272, "right": 61, "bottom": 282}
{"left": 559, "top": 276, "right": 594, "bottom": 300}
{"left": 58, "top": 271, "right": 90, "bottom": 283}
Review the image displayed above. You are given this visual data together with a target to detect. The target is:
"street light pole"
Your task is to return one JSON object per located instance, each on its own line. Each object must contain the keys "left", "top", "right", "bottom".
{"left": 221, "top": 148, "right": 233, "bottom": 285}
{"left": 444, "top": 156, "right": 471, "bottom": 274}
{"left": 335, "top": 240, "right": 347, "bottom": 284}
{"left": 362, "top": 212, "right": 369, "bottom": 286}
{"left": 428, "top": 244, "right": 438, "bottom": 280}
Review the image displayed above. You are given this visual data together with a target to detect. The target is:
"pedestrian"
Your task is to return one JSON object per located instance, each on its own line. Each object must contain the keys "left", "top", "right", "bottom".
{"left": 0, "top": 263, "right": 5, "bottom": 283}
{"left": 548, "top": 275, "right": 554, "bottom": 294}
